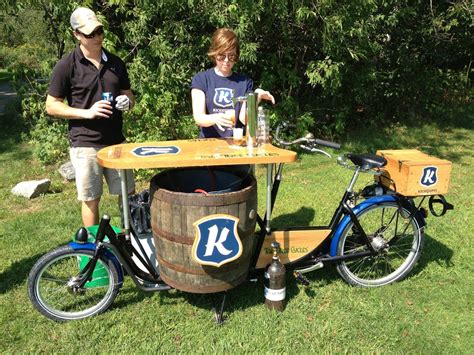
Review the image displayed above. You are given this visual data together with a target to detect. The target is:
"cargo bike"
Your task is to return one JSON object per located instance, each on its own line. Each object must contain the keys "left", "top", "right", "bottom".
{"left": 27, "top": 125, "right": 453, "bottom": 322}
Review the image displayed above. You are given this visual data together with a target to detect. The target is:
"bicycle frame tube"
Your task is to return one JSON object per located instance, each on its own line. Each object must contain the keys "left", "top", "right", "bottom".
{"left": 71, "top": 219, "right": 165, "bottom": 287}
{"left": 101, "top": 222, "right": 162, "bottom": 282}
{"left": 252, "top": 162, "right": 424, "bottom": 270}
{"left": 328, "top": 190, "right": 352, "bottom": 231}
{"left": 250, "top": 163, "right": 284, "bottom": 268}
{"left": 119, "top": 169, "right": 131, "bottom": 239}
{"left": 68, "top": 241, "right": 125, "bottom": 284}
{"left": 341, "top": 201, "right": 376, "bottom": 254}
{"left": 265, "top": 163, "right": 273, "bottom": 234}
{"left": 251, "top": 162, "right": 356, "bottom": 269}
{"left": 102, "top": 242, "right": 171, "bottom": 292}
{"left": 328, "top": 168, "right": 360, "bottom": 230}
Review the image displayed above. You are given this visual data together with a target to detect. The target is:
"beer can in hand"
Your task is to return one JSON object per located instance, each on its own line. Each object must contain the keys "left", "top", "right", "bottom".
{"left": 101, "top": 92, "right": 113, "bottom": 103}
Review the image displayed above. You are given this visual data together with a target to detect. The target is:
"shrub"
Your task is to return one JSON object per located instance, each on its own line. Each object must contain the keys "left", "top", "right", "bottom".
{"left": 2, "top": 0, "right": 471, "bottom": 165}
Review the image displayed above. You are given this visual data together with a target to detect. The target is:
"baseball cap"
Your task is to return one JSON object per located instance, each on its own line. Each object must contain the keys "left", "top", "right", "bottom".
{"left": 70, "top": 7, "right": 103, "bottom": 35}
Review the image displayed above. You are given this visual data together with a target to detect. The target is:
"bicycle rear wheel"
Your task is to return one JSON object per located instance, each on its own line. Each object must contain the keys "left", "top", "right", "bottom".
{"left": 336, "top": 201, "right": 424, "bottom": 287}
{"left": 28, "top": 245, "right": 121, "bottom": 321}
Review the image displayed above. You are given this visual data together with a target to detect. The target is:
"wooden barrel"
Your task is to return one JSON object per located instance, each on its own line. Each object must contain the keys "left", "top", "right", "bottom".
{"left": 150, "top": 168, "right": 257, "bottom": 293}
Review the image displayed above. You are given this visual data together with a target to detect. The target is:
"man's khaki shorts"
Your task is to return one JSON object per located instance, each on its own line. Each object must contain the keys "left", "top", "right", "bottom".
{"left": 70, "top": 146, "right": 135, "bottom": 201}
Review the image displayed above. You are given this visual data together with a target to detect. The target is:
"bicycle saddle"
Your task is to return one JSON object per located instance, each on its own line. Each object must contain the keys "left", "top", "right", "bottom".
{"left": 346, "top": 153, "right": 387, "bottom": 170}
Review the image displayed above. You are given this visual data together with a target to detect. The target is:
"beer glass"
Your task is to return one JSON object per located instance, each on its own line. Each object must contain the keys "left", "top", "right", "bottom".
{"left": 224, "top": 110, "right": 236, "bottom": 135}
{"left": 232, "top": 128, "right": 244, "bottom": 146}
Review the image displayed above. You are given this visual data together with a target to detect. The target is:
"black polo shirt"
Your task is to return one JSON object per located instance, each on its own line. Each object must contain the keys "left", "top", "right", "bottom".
{"left": 48, "top": 45, "right": 131, "bottom": 148}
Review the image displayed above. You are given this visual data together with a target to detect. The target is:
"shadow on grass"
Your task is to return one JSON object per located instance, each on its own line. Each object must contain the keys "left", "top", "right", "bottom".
{"left": 0, "top": 142, "right": 31, "bottom": 161}
{"left": 432, "top": 104, "right": 474, "bottom": 130}
{"left": 176, "top": 281, "right": 264, "bottom": 317}
{"left": 108, "top": 279, "right": 266, "bottom": 321}
{"left": 270, "top": 206, "right": 316, "bottom": 228}
{"left": 344, "top": 104, "right": 474, "bottom": 164}
{"left": 350, "top": 127, "right": 472, "bottom": 165}
{"left": 180, "top": 230, "right": 454, "bottom": 318}
{"left": 0, "top": 87, "right": 25, "bottom": 155}
{"left": 416, "top": 232, "right": 455, "bottom": 269}
{"left": 7, "top": 233, "right": 451, "bottom": 321}
{"left": 0, "top": 252, "right": 44, "bottom": 294}
{"left": 289, "top": 233, "right": 454, "bottom": 290}
{"left": 178, "top": 268, "right": 336, "bottom": 319}
{"left": 3, "top": 222, "right": 453, "bottom": 320}
{"left": 0, "top": 109, "right": 26, "bottom": 155}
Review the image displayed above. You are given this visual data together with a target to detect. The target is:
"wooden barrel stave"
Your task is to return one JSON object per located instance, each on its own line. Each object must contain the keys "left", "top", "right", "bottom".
{"left": 150, "top": 169, "right": 257, "bottom": 293}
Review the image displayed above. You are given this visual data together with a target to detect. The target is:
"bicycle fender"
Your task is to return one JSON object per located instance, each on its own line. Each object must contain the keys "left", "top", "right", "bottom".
{"left": 68, "top": 242, "right": 124, "bottom": 284}
{"left": 329, "top": 195, "right": 399, "bottom": 256}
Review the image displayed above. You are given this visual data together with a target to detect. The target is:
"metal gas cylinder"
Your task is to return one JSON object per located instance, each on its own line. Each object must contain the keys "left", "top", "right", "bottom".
{"left": 264, "top": 242, "right": 286, "bottom": 311}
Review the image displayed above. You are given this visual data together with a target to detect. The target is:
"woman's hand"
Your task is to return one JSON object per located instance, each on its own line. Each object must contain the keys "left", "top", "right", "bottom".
{"left": 214, "top": 111, "right": 235, "bottom": 131}
{"left": 255, "top": 88, "right": 275, "bottom": 105}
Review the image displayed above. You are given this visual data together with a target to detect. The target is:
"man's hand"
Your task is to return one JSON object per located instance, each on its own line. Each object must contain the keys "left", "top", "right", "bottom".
{"left": 84, "top": 100, "right": 113, "bottom": 119}
{"left": 115, "top": 95, "right": 130, "bottom": 111}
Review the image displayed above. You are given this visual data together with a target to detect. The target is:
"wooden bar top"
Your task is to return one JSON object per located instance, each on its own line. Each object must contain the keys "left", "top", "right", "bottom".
{"left": 97, "top": 138, "right": 297, "bottom": 169}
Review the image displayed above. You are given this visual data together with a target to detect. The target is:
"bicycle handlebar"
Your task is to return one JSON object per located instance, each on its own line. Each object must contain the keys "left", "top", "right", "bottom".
{"left": 273, "top": 123, "right": 341, "bottom": 153}
{"left": 313, "top": 138, "right": 341, "bottom": 150}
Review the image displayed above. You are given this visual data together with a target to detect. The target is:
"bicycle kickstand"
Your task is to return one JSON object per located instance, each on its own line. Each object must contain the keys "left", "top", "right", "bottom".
{"left": 212, "top": 292, "right": 227, "bottom": 326}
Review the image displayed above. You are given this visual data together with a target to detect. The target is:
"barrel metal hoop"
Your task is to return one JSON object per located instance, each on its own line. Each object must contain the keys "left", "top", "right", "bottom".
{"left": 157, "top": 256, "right": 247, "bottom": 275}
{"left": 159, "top": 272, "right": 246, "bottom": 294}
{"left": 153, "top": 227, "right": 193, "bottom": 245}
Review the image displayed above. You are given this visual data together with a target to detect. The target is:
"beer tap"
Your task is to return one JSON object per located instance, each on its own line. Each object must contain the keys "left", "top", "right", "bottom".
{"left": 232, "top": 91, "right": 257, "bottom": 155}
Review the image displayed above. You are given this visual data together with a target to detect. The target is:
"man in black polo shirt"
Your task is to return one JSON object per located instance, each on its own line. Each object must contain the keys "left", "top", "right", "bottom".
{"left": 46, "top": 7, "right": 135, "bottom": 227}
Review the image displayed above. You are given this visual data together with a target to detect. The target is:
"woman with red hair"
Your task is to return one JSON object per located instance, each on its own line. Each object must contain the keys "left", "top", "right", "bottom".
{"left": 191, "top": 28, "right": 274, "bottom": 138}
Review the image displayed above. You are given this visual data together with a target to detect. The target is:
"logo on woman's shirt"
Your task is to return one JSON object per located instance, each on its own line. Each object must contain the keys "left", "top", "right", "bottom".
{"left": 213, "top": 88, "right": 233, "bottom": 108}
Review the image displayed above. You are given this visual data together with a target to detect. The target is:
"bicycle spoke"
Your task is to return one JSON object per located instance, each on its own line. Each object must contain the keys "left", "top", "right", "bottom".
{"left": 337, "top": 202, "right": 423, "bottom": 286}
{"left": 37, "top": 255, "right": 113, "bottom": 314}
{"left": 28, "top": 245, "right": 121, "bottom": 321}
{"left": 40, "top": 277, "right": 70, "bottom": 283}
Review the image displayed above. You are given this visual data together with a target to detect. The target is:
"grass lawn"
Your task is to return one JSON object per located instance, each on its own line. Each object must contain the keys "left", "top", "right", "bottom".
{"left": 0, "top": 88, "right": 472, "bottom": 352}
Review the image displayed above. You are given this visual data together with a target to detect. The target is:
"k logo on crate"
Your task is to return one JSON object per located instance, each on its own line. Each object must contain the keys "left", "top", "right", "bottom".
{"left": 420, "top": 166, "right": 438, "bottom": 187}
{"left": 192, "top": 214, "right": 242, "bottom": 267}
{"left": 131, "top": 145, "right": 180, "bottom": 157}
{"left": 213, "top": 88, "right": 233, "bottom": 108}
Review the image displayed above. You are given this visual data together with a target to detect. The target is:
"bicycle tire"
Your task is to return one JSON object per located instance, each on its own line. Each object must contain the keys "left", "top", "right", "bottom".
{"left": 336, "top": 201, "right": 424, "bottom": 287}
{"left": 27, "top": 245, "right": 121, "bottom": 321}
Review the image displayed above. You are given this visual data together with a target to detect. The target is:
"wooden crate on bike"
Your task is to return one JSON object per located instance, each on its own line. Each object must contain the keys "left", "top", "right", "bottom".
{"left": 375, "top": 149, "right": 452, "bottom": 196}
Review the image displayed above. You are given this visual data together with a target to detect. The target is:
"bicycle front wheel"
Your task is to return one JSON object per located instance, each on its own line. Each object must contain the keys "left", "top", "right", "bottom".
{"left": 336, "top": 201, "right": 424, "bottom": 287}
{"left": 28, "top": 245, "right": 121, "bottom": 321}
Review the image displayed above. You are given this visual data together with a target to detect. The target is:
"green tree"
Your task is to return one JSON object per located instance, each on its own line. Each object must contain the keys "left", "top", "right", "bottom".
{"left": 1, "top": 0, "right": 471, "bottom": 164}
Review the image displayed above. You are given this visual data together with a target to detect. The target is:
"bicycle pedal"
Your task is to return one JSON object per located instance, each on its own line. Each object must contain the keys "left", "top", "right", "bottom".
{"left": 293, "top": 271, "right": 310, "bottom": 286}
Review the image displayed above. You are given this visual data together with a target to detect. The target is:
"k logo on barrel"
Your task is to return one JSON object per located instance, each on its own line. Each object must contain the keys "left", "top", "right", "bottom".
{"left": 192, "top": 214, "right": 242, "bottom": 267}
{"left": 420, "top": 166, "right": 438, "bottom": 187}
